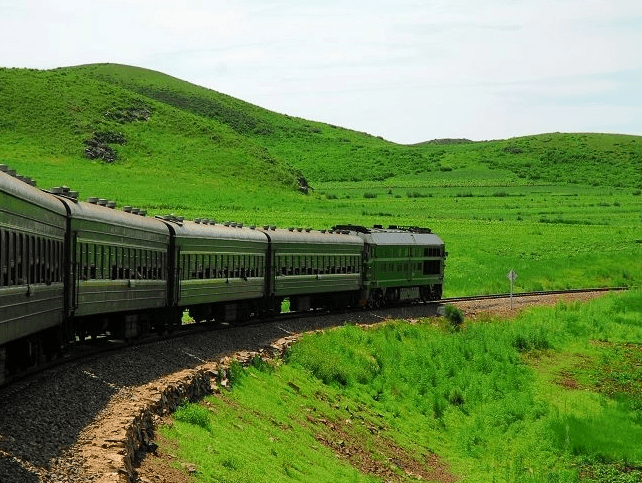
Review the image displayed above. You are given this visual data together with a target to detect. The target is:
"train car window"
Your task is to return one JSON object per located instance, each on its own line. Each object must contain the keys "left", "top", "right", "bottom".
{"left": 0, "top": 230, "right": 4, "bottom": 287}
{"left": 15, "top": 233, "right": 22, "bottom": 285}
{"left": 423, "top": 260, "right": 440, "bottom": 275}
{"left": 46, "top": 238, "right": 52, "bottom": 283}
{"left": 116, "top": 246, "right": 123, "bottom": 279}
{"left": 26, "top": 236, "right": 33, "bottom": 284}
{"left": 88, "top": 244, "right": 95, "bottom": 279}
{"left": 150, "top": 251, "right": 156, "bottom": 280}
{"left": 42, "top": 237, "right": 47, "bottom": 284}
{"left": 102, "top": 245, "right": 109, "bottom": 280}
{"left": 54, "top": 240, "right": 59, "bottom": 283}
{"left": 10, "top": 231, "right": 16, "bottom": 285}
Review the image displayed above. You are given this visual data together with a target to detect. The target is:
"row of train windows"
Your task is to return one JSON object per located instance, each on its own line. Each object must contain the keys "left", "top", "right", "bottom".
{"left": 276, "top": 254, "right": 361, "bottom": 276}
{"left": 77, "top": 243, "right": 167, "bottom": 281}
{"left": 377, "top": 260, "right": 441, "bottom": 275}
{"left": 0, "top": 230, "right": 63, "bottom": 287}
{"left": 372, "top": 247, "right": 443, "bottom": 258}
{"left": 181, "top": 254, "right": 265, "bottom": 280}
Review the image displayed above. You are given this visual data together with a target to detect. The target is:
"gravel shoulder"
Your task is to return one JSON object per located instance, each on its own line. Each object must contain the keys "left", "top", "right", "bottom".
{"left": 0, "top": 291, "right": 610, "bottom": 483}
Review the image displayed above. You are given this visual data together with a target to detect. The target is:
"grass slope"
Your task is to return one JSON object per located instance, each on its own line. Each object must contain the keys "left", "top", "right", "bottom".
{"left": 159, "top": 290, "right": 642, "bottom": 482}
{"left": 1, "top": 63, "right": 642, "bottom": 295}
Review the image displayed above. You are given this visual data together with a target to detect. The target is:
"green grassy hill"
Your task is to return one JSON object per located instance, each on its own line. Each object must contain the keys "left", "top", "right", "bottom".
{"left": 1, "top": 63, "right": 642, "bottom": 295}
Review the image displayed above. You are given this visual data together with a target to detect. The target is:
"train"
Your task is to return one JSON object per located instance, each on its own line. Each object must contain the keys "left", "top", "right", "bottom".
{"left": 0, "top": 166, "right": 446, "bottom": 384}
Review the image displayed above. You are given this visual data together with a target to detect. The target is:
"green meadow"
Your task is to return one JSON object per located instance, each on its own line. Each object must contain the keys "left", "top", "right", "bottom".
{"left": 1, "top": 64, "right": 641, "bottom": 296}
{"left": 160, "top": 290, "right": 642, "bottom": 482}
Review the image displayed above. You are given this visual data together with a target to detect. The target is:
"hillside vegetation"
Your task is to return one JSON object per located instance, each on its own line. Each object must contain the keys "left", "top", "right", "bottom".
{"left": 161, "top": 291, "right": 642, "bottom": 482}
{"left": 1, "top": 63, "right": 642, "bottom": 296}
{"left": 2, "top": 64, "right": 641, "bottom": 482}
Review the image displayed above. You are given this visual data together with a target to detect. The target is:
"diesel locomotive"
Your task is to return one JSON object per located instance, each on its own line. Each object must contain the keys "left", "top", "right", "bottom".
{"left": 0, "top": 166, "right": 446, "bottom": 384}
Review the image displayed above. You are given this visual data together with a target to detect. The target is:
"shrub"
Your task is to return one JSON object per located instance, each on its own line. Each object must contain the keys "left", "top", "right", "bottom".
{"left": 444, "top": 304, "right": 464, "bottom": 331}
{"left": 174, "top": 402, "right": 211, "bottom": 431}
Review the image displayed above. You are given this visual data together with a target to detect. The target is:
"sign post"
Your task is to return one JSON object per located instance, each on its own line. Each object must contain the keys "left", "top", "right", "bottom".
{"left": 507, "top": 270, "right": 518, "bottom": 309}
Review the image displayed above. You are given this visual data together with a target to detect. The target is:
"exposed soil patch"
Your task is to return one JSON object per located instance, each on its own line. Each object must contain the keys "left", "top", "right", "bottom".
{"left": 312, "top": 417, "right": 457, "bottom": 483}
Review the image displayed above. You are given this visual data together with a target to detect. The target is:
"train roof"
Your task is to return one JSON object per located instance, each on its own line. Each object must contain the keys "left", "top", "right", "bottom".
{"left": 334, "top": 224, "right": 444, "bottom": 246}
{"left": 259, "top": 226, "right": 364, "bottom": 246}
{"left": 0, "top": 171, "right": 68, "bottom": 216}
{"left": 169, "top": 219, "right": 269, "bottom": 243}
{"left": 60, "top": 197, "right": 170, "bottom": 235}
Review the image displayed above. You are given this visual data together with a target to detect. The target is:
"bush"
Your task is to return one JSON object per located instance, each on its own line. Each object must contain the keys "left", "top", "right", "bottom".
{"left": 444, "top": 304, "right": 465, "bottom": 331}
{"left": 174, "top": 402, "right": 211, "bottom": 431}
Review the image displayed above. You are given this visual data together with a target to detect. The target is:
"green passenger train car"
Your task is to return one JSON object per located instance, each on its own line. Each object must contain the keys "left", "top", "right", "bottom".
{"left": 58, "top": 194, "right": 171, "bottom": 339}
{"left": 335, "top": 225, "right": 446, "bottom": 307}
{"left": 167, "top": 219, "right": 269, "bottom": 322}
{"left": 0, "top": 169, "right": 68, "bottom": 375}
{"left": 261, "top": 226, "right": 364, "bottom": 312}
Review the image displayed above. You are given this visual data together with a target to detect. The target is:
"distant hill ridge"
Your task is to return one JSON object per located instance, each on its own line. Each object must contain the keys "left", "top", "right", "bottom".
{"left": 1, "top": 63, "right": 641, "bottom": 195}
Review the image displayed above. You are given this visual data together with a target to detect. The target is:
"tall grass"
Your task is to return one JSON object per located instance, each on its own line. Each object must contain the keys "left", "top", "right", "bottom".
{"left": 160, "top": 290, "right": 642, "bottom": 482}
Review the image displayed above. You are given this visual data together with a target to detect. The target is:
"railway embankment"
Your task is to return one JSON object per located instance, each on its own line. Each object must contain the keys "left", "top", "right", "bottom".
{"left": 0, "top": 291, "right": 610, "bottom": 483}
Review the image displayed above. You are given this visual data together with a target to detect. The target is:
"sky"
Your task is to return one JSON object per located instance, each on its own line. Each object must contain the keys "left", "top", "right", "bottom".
{"left": 1, "top": 0, "right": 641, "bottom": 144}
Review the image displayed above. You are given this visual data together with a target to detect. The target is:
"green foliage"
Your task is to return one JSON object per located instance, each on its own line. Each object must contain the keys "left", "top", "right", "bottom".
{"left": 226, "top": 360, "right": 246, "bottom": 387}
{"left": 160, "top": 291, "right": 642, "bottom": 482}
{"left": 444, "top": 304, "right": 465, "bottom": 331}
{"left": 173, "top": 400, "right": 211, "bottom": 431}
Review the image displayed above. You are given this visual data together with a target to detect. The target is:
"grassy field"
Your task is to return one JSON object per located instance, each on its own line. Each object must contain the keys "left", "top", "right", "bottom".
{"left": 158, "top": 290, "right": 642, "bottom": 482}
{"left": 1, "top": 64, "right": 641, "bottom": 296}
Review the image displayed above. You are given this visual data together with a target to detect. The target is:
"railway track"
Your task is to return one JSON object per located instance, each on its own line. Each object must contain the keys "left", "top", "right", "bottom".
{"left": 1, "top": 287, "right": 629, "bottom": 391}
{"left": 442, "top": 286, "right": 628, "bottom": 304}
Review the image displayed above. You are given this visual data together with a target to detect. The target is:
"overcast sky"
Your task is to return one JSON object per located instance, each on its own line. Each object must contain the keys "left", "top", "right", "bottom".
{"left": 1, "top": 0, "right": 640, "bottom": 144}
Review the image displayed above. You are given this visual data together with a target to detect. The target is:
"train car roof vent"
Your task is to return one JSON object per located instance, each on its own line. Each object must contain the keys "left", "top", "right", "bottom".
{"left": 209, "top": 220, "right": 216, "bottom": 225}
{"left": 194, "top": 218, "right": 201, "bottom": 224}
{"left": 131, "top": 208, "right": 140, "bottom": 215}
{"left": 123, "top": 206, "right": 133, "bottom": 213}
{"left": 138, "top": 210, "right": 146, "bottom": 217}
{"left": 69, "top": 191, "right": 79, "bottom": 199}
{"left": 373, "top": 224, "right": 383, "bottom": 229}
{"left": 7, "top": 169, "right": 17, "bottom": 177}
{"left": 107, "top": 201, "right": 116, "bottom": 209}
{"left": 288, "top": 227, "right": 294, "bottom": 231}
{"left": 250, "top": 225, "right": 256, "bottom": 230}
{"left": 51, "top": 187, "right": 64, "bottom": 194}
{"left": 321, "top": 229, "right": 327, "bottom": 233}
{"left": 263, "top": 225, "right": 270, "bottom": 230}
{"left": 297, "top": 227, "right": 303, "bottom": 232}
{"left": 176, "top": 216, "right": 184, "bottom": 222}
{"left": 88, "top": 197, "right": 99, "bottom": 204}
{"left": 0, "top": 164, "right": 7, "bottom": 172}
{"left": 237, "top": 223, "right": 244, "bottom": 228}
{"left": 97, "top": 199, "right": 108, "bottom": 206}
{"left": 224, "top": 221, "right": 230, "bottom": 226}
{"left": 270, "top": 225, "right": 276, "bottom": 231}
{"left": 305, "top": 228, "right": 312, "bottom": 232}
